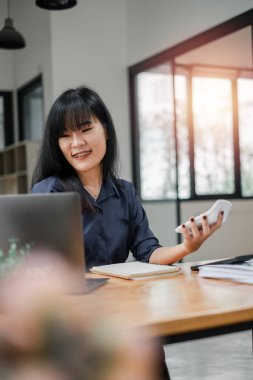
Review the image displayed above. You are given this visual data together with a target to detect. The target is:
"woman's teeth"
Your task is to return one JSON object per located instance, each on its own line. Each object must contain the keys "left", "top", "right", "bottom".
{"left": 73, "top": 151, "right": 91, "bottom": 158}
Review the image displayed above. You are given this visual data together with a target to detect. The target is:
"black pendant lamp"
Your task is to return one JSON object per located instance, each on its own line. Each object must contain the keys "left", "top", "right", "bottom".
{"left": 0, "top": 0, "right": 26, "bottom": 49}
{"left": 36, "top": 0, "right": 77, "bottom": 10}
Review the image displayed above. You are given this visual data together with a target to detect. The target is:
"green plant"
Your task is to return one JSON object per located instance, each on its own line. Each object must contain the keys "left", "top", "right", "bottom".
{"left": 0, "top": 238, "right": 33, "bottom": 277}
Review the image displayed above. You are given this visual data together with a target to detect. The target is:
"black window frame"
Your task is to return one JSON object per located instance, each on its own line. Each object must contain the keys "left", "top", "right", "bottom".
{"left": 129, "top": 9, "right": 253, "bottom": 202}
{"left": 0, "top": 91, "right": 14, "bottom": 147}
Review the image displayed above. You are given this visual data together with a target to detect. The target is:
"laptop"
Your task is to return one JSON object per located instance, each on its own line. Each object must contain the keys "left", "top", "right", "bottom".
{"left": 0, "top": 192, "right": 108, "bottom": 293}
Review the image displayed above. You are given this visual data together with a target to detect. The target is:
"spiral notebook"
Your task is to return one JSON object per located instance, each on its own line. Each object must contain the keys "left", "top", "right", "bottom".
{"left": 90, "top": 261, "right": 180, "bottom": 280}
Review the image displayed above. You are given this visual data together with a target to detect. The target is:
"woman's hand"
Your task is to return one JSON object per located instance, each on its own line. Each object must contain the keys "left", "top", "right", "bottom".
{"left": 181, "top": 211, "right": 224, "bottom": 255}
{"left": 149, "top": 210, "right": 224, "bottom": 265}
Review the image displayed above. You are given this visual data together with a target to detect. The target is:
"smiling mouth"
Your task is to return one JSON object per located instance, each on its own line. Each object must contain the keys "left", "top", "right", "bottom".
{"left": 72, "top": 150, "right": 92, "bottom": 158}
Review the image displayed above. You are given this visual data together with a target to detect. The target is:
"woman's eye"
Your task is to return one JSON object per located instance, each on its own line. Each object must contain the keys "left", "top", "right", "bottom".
{"left": 82, "top": 127, "right": 92, "bottom": 133}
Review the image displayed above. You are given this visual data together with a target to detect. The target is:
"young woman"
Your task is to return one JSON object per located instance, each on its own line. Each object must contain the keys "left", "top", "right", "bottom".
{"left": 31, "top": 86, "right": 224, "bottom": 380}
{"left": 31, "top": 86, "right": 223, "bottom": 270}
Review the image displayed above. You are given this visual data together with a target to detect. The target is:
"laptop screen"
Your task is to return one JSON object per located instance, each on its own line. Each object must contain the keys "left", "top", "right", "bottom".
{"left": 0, "top": 193, "right": 86, "bottom": 287}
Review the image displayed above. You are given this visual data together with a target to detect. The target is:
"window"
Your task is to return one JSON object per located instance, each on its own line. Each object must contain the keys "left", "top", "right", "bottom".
{"left": 136, "top": 64, "right": 176, "bottom": 200}
{"left": 129, "top": 10, "right": 253, "bottom": 201}
{"left": 18, "top": 75, "right": 44, "bottom": 141}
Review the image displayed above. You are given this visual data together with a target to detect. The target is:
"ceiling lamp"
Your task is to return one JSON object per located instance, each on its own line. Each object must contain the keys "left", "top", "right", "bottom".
{"left": 36, "top": 0, "right": 77, "bottom": 10}
{"left": 0, "top": 0, "right": 26, "bottom": 49}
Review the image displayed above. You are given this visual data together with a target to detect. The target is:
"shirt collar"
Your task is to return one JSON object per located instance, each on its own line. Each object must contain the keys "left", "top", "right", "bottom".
{"left": 98, "top": 176, "right": 120, "bottom": 203}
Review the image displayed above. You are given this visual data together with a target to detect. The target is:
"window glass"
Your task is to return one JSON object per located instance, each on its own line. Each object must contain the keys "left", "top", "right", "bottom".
{"left": 238, "top": 78, "right": 253, "bottom": 196}
{"left": 192, "top": 77, "right": 234, "bottom": 195}
{"left": 18, "top": 76, "right": 44, "bottom": 141}
{"left": 136, "top": 66, "right": 176, "bottom": 200}
{"left": 22, "top": 86, "right": 43, "bottom": 140}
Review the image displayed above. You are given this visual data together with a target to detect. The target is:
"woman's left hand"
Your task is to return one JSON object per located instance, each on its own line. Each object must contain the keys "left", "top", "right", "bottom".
{"left": 181, "top": 211, "right": 224, "bottom": 254}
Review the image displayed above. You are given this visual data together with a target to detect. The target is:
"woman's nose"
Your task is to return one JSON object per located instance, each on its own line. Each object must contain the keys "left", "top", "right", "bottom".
{"left": 71, "top": 132, "right": 85, "bottom": 147}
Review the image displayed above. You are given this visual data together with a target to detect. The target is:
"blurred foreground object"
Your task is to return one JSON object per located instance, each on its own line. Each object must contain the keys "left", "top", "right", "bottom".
{"left": 0, "top": 238, "right": 32, "bottom": 278}
{"left": 0, "top": 253, "right": 161, "bottom": 380}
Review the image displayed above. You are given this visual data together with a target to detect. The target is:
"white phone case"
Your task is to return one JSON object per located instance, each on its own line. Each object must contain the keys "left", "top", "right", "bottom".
{"left": 175, "top": 199, "right": 232, "bottom": 233}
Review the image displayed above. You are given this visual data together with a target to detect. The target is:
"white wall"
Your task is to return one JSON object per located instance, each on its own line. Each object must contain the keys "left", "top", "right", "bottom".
{"left": 0, "top": 1, "right": 14, "bottom": 89}
{"left": 181, "top": 200, "right": 253, "bottom": 261}
{"left": 50, "top": 0, "right": 131, "bottom": 179}
{"left": 176, "top": 27, "right": 252, "bottom": 68}
{"left": 144, "top": 202, "right": 178, "bottom": 246}
{"left": 126, "top": 0, "right": 253, "bottom": 65}
{"left": 0, "top": 51, "right": 13, "bottom": 89}
{"left": 12, "top": 0, "right": 53, "bottom": 116}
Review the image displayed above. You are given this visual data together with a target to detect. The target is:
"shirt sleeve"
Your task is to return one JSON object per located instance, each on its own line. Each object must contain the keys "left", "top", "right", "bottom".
{"left": 124, "top": 182, "right": 162, "bottom": 263}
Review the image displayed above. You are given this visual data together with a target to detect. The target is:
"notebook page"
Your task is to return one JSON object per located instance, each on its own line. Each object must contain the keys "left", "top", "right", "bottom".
{"left": 90, "top": 262, "right": 180, "bottom": 279}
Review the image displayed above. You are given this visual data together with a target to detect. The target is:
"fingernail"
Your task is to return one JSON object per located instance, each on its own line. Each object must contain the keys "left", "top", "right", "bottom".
{"left": 190, "top": 217, "right": 194, "bottom": 222}
{"left": 203, "top": 215, "right": 207, "bottom": 220}
{"left": 221, "top": 210, "right": 224, "bottom": 215}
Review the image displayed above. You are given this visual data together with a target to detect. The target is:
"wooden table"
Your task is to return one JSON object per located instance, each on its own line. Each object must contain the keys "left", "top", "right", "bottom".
{"left": 69, "top": 264, "right": 253, "bottom": 344}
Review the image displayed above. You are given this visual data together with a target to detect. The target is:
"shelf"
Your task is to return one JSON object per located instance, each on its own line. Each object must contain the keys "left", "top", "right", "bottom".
{"left": 0, "top": 171, "right": 26, "bottom": 180}
{"left": 0, "top": 178, "right": 5, "bottom": 193}
{"left": 0, "top": 140, "right": 40, "bottom": 194}
{"left": 15, "top": 145, "right": 27, "bottom": 172}
{"left": 4, "top": 149, "right": 15, "bottom": 174}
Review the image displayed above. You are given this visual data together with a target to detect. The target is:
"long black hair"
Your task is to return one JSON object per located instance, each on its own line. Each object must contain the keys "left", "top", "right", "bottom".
{"left": 32, "top": 86, "right": 119, "bottom": 209}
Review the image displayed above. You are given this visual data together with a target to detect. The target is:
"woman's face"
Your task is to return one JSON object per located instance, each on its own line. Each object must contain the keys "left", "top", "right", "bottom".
{"left": 58, "top": 116, "right": 107, "bottom": 179}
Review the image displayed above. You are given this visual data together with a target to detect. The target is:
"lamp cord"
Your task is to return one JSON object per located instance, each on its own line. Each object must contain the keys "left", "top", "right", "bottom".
{"left": 7, "top": 0, "right": 10, "bottom": 18}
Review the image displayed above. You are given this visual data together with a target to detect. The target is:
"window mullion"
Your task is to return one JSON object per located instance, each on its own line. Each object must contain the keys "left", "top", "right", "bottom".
{"left": 187, "top": 71, "right": 196, "bottom": 198}
{"left": 231, "top": 79, "right": 241, "bottom": 197}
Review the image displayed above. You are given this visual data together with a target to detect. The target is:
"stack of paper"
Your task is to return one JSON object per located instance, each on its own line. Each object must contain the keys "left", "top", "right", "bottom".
{"left": 199, "top": 259, "right": 253, "bottom": 284}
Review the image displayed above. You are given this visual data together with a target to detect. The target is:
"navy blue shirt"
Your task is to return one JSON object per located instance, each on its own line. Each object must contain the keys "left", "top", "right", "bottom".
{"left": 31, "top": 176, "right": 161, "bottom": 269}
